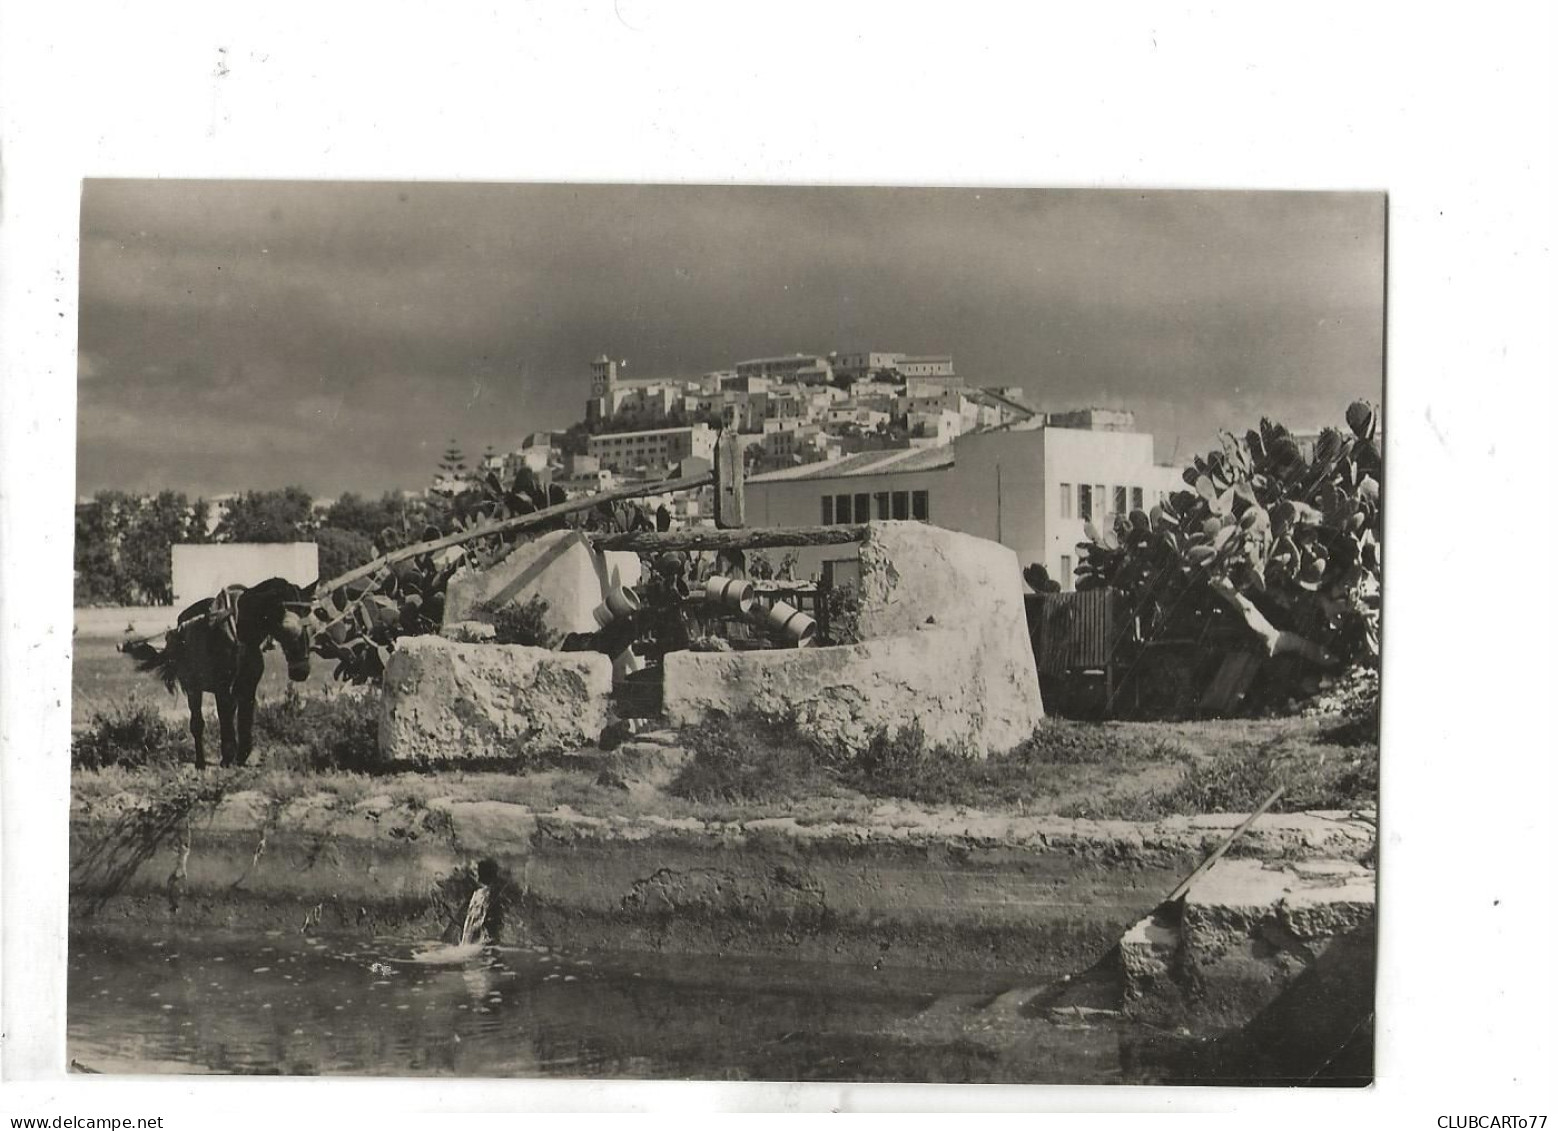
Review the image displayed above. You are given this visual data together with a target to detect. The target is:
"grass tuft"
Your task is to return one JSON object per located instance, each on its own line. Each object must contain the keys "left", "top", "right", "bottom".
{"left": 1065, "top": 720, "right": 1379, "bottom": 819}
{"left": 71, "top": 701, "right": 192, "bottom": 770}
{"left": 840, "top": 719, "right": 1188, "bottom": 808}
{"left": 667, "top": 712, "right": 1192, "bottom": 811}
{"left": 251, "top": 687, "right": 383, "bottom": 774}
{"left": 668, "top": 711, "right": 833, "bottom": 804}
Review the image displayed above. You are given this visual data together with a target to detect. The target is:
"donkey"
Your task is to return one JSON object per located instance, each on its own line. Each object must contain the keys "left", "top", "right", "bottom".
{"left": 126, "top": 577, "right": 317, "bottom": 769}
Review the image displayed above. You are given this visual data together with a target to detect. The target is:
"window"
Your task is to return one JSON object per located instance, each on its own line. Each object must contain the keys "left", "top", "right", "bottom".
{"left": 891, "top": 491, "right": 909, "bottom": 520}
{"left": 821, "top": 496, "right": 834, "bottom": 525}
{"left": 911, "top": 490, "right": 929, "bottom": 521}
{"left": 1060, "top": 483, "right": 1073, "bottom": 519}
{"left": 875, "top": 491, "right": 890, "bottom": 520}
{"left": 854, "top": 493, "right": 870, "bottom": 524}
{"left": 1077, "top": 484, "right": 1093, "bottom": 522}
{"left": 1114, "top": 486, "right": 1127, "bottom": 516}
{"left": 1060, "top": 555, "right": 1073, "bottom": 590}
{"left": 1131, "top": 486, "right": 1144, "bottom": 512}
{"left": 835, "top": 494, "right": 853, "bottom": 524}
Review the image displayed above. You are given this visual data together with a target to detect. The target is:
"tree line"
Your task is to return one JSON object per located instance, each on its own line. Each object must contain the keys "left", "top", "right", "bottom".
{"left": 74, "top": 485, "right": 442, "bottom": 607}
{"left": 75, "top": 442, "right": 508, "bottom": 607}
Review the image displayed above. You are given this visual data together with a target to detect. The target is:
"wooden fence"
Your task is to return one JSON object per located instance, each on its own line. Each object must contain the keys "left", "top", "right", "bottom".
{"left": 1027, "top": 589, "right": 1125, "bottom": 676}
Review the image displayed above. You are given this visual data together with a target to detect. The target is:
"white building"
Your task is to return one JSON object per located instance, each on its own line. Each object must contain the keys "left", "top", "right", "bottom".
{"left": 735, "top": 354, "right": 833, "bottom": 385}
{"left": 903, "top": 386, "right": 966, "bottom": 416}
{"left": 559, "top": 468, "right": 614, "bottom": 494}
{"left": 171, "top": 543, "right": 320, "bottom": 609}
{"left": 907, "top": 407, "right": 963, "bottom": 445}
{"left": 745, "top": 422, "right": 1183, "bottom": 589}
{"left": 586, "top": 423, "right": 717, "bottom": 474}
{"left": 832, "top": 351, "right": 956, "bottom": 382}
{"left": 825, "top": 404, "right": 891, "bottom": 430}
{"left": 897, "top": 354, "right": 956, "bottom": 379}
{"left": 1048, "top": 407, "right": 1136, "bottom": 432}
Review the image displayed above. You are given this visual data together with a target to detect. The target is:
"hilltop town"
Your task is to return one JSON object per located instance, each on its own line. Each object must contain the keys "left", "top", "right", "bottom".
{"left": 485, "top": 350, "right": 1185, "bottom": 592}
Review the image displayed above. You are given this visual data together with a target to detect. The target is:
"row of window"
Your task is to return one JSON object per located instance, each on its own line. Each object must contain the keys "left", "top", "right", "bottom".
{"left": 593, "top": 438, "right": 686, "bottom": 452}
{"left": 1058, "top": 482, "right": 1148, "bottom": 522}
{"left": 821, "top": 489, "right": 930, "bottom": 524}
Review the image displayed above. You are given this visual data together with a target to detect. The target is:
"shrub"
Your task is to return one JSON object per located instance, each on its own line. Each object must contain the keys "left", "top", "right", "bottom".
{"left": 72, "top": 701, "right": 191, "bottom": 770}
{"left": 669, "top": 711, "right": 1195, "bottom": 811}
{"left": 668, "top": 711, "right": 829, "bottom": 804}
{"left": 1072, "top": 723, "right": 1378, "bottom": 819}
{"left": 844, "top": 720, "right": 967, "bottom": 796}
{"left": 1006, "top": 720, "right": 1186, "bottom": 766}
{"left": 251, "top": 686, "right": 383, "bottom": 773}
{"left": 820, "top": 583, "right": 863, "bottom": 645}
{"left": 838, "top": 718, "right": 1188, "bottom": 807}
{"left": 484, "top": 596, "right": 559, "bottom": 649}
{"left": 1165, "top": 729, "right": 1376, "bottom": 815}
{"left": 315, "top": 526, "right": 378, "bottom": 583}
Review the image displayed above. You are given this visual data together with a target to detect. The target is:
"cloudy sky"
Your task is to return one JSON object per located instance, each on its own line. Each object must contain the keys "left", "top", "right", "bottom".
{"left": 77, "top": 182, "right": 1383, "bottom": 499}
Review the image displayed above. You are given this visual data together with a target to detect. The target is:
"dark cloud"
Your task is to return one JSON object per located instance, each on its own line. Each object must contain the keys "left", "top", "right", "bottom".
{"left": 77, "top": 182, "right": 1383, "bottom": 497}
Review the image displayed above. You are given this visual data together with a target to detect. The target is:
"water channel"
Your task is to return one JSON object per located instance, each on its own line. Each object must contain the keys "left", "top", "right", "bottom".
{"left": 68, "top": 926, "right": 1178, "bottom": 1084}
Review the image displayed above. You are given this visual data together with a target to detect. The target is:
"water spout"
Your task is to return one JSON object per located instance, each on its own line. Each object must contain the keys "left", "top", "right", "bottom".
{"left": 460, "top": 885, "right": 491, "bottom": 947}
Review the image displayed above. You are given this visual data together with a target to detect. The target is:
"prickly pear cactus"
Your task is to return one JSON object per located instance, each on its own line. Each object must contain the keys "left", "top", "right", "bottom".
{"left": 1068, "top": 402, "right": 1381, "bottom": 713}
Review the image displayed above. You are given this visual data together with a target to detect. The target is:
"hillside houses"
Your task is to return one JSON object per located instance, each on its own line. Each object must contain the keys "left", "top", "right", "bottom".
{"left": 576, "top": 349, "right": 1039, "bottom": 479}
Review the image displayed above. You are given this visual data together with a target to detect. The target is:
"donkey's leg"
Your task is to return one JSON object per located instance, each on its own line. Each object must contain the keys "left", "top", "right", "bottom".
{"left": 235, "top": 697, "right": 257, "bottom": 767}
{"left": 216, "top": 690, "right": 238, "bottom": 768}
{"left": 187, "top": 689, "right": 207, "bottom": 770}
{"left": 233, "top": 649, "right": 265, "bottom": 767}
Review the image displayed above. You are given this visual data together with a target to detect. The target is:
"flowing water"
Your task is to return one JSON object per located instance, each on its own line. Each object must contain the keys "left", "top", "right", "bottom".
{"left": 459, "top": 886, "right": 490, "bottom": 947}
{"left": 67, "top": 926, "right": 1156, "bottom": 1083}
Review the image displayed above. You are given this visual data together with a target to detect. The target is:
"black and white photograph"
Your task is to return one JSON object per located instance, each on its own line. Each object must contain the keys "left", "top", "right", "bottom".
{"left": 62, "top": 181, "right": 1383, "bottom": 1086}
{"left": 1, "top": 3, "right": 1553, "bottom": 1123}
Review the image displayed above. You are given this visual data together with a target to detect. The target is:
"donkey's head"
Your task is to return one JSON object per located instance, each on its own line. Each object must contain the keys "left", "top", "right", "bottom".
{"left": 240, "top": 578, "right": 318, "bottom": 681}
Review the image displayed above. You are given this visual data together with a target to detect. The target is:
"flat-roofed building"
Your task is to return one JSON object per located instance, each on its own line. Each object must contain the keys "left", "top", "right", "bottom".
{"left": 735, "top": 354, "right": 833, "bottom": 384}
{"left": 908, "top": 407, "right": 964, "bottom": 445}
{"left": 904, "top": 386, "right": 966, "bottom": 416}
{"left": 833, "top": 351, "right": 956, "bottom": 383}
{"left": 897, "top": 355, "right": 956, "bottom": 379}
{"left": 587, "top": 424, "right": 717, "bottom": 474}
{"left": 761, "top": 387, "right": 807, "bottom": 424}
{"left": 1047, "top": 407, "right": 1136, "bottom": 432}
{"left": 825, "top": 404, "right": 891, "bottom": 430}
{"left": 831, "top": 351, "right": 904, "bottom": 382}
{"left": 965, "top": 387, "right": 1040, "bottom": 429}
{"left": 745, "top": 421, "right": 1182, "bottom": 589}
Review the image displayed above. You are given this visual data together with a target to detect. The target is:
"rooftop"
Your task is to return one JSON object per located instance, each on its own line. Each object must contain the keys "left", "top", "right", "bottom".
{"left": 737, "top": 354, "right": 827, "bottom": 367}
{"left": 748, "top": 446, "right": 955, "bottom": 483}
{"left": 968, "top": 387, "right": 1040, "bottom": 418}
{"left": 587, "top": 423, "right": 712, "bottom": 441}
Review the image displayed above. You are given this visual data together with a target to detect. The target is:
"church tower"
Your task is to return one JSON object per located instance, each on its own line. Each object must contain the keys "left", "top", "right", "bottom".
{"left": 590, "top": 355, "right": 618, "bottom": 399}
{"left": 586, "top": 354, "right": 618, "bottom": 425}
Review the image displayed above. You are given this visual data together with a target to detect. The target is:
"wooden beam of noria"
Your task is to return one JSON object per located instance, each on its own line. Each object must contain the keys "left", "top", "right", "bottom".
{"left": 315, "top": 471, "right": 714, "bottom": 597}
{"left": 587, "top": 524, "right": 869, "bottom": 553}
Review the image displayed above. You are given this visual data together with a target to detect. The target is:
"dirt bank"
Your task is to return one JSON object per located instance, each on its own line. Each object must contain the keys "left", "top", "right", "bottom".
{"left": 70, "top": 784, "right": 1375, "bottom": 976}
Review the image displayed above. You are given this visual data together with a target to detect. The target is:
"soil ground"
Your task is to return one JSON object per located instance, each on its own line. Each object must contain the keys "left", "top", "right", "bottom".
{"left": 73, "top": 630, "right": 341, "bottom": 729}
{"left": 71, "top": 618, "right": 1379, "bottom": 826}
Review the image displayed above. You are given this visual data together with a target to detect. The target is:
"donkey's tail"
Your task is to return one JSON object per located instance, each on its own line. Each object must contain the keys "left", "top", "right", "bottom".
{"left": 123, "top": 631, "right": 184, "bottom": 694}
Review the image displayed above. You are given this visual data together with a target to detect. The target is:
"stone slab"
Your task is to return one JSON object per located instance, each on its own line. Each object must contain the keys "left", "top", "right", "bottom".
{"left": 379, "top": 635, "right": 612, "bottom": 760}
{"left": 443, "top": 529, "right": 628, "bottom": 637}
{"left": 663, "top": 524, "right": 1043, "bottom": 756}
{"left": 664, "top": 620, "right": 1040, "bottom": 756}
{"left": 1120, "top": 857, "right": 1377, "bottom": 1032}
